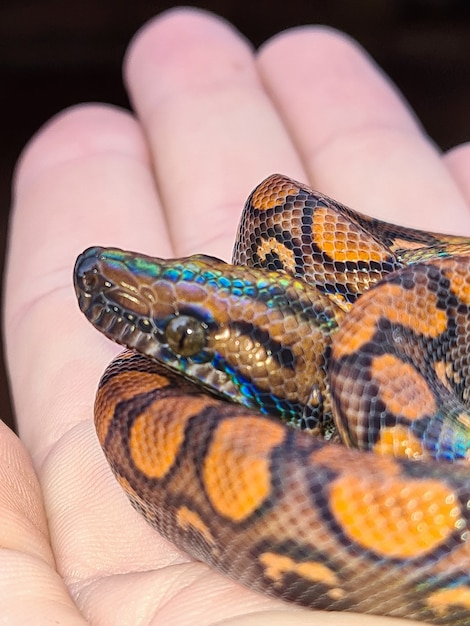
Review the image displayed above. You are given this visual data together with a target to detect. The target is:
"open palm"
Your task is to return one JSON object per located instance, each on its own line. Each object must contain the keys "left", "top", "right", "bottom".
{"left": 3, "top": 7, "right": 470, "bottom": 625}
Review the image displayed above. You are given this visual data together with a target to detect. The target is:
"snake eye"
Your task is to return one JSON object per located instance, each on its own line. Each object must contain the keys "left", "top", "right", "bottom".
{"left": 165, "top": 315, "right": 207, "bottom": 357}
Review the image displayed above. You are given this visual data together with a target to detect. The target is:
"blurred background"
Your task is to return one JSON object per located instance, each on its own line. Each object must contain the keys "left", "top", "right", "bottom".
{"left": 2, "top": 0, "right": 469, "bottom": 431}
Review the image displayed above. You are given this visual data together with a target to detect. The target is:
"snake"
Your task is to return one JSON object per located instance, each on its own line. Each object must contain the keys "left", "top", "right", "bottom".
{"left": 74, "top": 173, "right": 470, "bottom": 624}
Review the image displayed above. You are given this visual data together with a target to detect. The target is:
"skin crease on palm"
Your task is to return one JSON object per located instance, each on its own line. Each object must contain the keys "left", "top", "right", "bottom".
{"left": 2, "top": 6, "right": 470, "bottom": 626}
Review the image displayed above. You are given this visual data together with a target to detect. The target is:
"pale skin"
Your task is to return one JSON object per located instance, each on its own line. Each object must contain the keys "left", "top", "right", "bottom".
{"left": 2, "top": 7, "right": 470, "bottom": 625}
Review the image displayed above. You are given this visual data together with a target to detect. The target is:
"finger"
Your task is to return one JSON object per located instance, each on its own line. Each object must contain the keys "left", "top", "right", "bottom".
{"left": 7, "top": 105, "right": 176, "bottom": 453}
{"left": 445, "top": 143, "right": 470, "bottom": 206}
{"left": 257, "top": 28, "right": 470, "bottom": 234}
{"left": 0, "top": 421, "right": 88, "bottom": 623}
{"left": 0, "top": 422, "right": 48, "bottom": 561}
{"left": 124, "top": 7, "right": 305, "bottom": 260}
{"left": 5, "top": 107, "right": 190, "bottom": 596}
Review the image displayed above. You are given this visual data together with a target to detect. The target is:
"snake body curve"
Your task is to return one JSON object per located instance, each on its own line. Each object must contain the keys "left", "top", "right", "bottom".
{"left": 74, "top": 174, "right": 470, "bottom": 624}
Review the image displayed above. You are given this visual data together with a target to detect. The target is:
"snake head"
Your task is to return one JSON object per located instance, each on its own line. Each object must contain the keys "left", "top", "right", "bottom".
{"left": 74, "top": 246, "right": 340, "bottom": 425}
{"left": 74, "top": 246, "right": 225, "bottom": 355}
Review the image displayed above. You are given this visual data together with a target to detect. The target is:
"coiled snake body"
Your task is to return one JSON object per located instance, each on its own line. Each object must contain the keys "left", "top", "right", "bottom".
{"left": 74, "top": 174, "right": 470, "bottom": 624}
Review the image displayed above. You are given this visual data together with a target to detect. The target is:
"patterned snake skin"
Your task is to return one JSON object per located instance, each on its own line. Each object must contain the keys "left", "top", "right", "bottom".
{"left": 74, "top": 174, "right": 470, "bottom": 624}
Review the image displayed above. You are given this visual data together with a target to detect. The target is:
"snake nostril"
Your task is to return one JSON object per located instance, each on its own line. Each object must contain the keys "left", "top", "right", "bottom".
{"left": 74, "top": 247, "right": 104, "bottom": 294}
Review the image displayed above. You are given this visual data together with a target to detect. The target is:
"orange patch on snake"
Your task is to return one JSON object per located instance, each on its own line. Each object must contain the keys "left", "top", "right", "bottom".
{"left": 95, "top": 370, "right": 169, "bottom": 444}
{"left": 426, "top": 586, "right": 470, "bottom": 615}
{"left": 371, "top": 353, "right": 436, "bottom": 420}
{"left": 333, "top": 280, "right": 448, "bottom": 361}
{"left": 391, "top": 237, "right": 432, "bottom": 252}
{"left": 250, "top": 175, "right": 299, "bottom": 211}
{"left": 458, "top": 413, "right": 470, "bottom": 431}
{"left": 312, "top": 207, "right": 390, "bottom": 264}
{"left": 256, "top": 238, "right": 296, "bottom": 275}
{"left": 259, "top": 552, "right": 345, "bottom": 599}
{"left": 311, "top": 445, "right": 400, "bottom": 478}
{"left": 434, "top": 360, "right": 454, "bottom": 392}
{"left": 203, "top": 416, "right": 285, "bottom": 521}
{"left": 129, "top": 396, "right": 219, "bottom": 479}
{"left": 445, "top": 264, "right": 470, "bottom": 306}
{"left": 381, "top": 282, "right": 447, "bottom": 337}
{"left": 176, "top": 505, "right": 216, "bottom": 547}
{"left": 330, "top": 475, "right": 460, "bottom": 558}
{"left": 331, "top": 318, "right": 376, "bottom": 360}
{"left": 373, "top": 425, "right": 428, "bottom": 460}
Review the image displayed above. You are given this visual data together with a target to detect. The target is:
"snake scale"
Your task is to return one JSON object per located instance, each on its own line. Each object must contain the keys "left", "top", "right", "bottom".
{"left": 74, "top": 174, "right": 470, "bottom": 624}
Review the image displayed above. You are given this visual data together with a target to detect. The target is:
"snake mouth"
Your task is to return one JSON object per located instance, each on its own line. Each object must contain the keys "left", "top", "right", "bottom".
{"left": 74, "top": 246, "right": 164, "bottom": 355}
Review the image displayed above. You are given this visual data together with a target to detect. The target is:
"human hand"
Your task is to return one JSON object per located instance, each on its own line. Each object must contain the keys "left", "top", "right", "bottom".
{"left": 3, "top": 7, "right": 470, "bottom": 625}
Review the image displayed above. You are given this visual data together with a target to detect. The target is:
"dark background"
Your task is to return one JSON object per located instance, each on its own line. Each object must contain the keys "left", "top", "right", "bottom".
{"left": 2, "top": 0, "right": 469, "bottom": 431}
